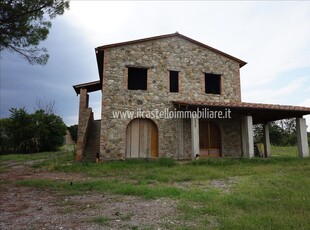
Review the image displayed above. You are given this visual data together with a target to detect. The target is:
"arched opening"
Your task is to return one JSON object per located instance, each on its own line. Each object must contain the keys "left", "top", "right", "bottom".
{"left": 199, "top": 120, "right": 221, "bottom": 157}
{"left": 126, "top": 118, "right": 158, "bottom": 158}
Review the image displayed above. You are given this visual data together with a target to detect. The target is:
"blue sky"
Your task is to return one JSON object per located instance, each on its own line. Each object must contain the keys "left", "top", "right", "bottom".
{"left": 1, "top": 1, "right": 309, "bottom": 128}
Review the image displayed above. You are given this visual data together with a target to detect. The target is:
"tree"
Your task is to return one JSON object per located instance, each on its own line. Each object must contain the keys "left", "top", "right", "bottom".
{"left": 277, "top": 118, "right": 296, "bottom": 134}
{"left": 34, "top": 97, "right": 56, "bottom": 114}
{"left": 0, "top": 0, "right": 69, "bottom": 65}
{"left": 33, "top": 109, "right": 66, "bottom": 152}
{"left": 253, "top": 124, "right": 263, "bottom": 143}
{"left": 0, "top": 118, "right": 12, "bottom": 152}
{"left": 0, "top": 107, "right": 66, "bottom": 153}
{"left": 269, "top": 122, "right": 285, "bottom": 146}
{"left": 67, "top": 124, "right": 78, "bottom": 142}
{"left": 6, "top": 107, "right": 36, "bottom": 153}
{"left": 253, "top": 119, "right": 298, "bottom": 146}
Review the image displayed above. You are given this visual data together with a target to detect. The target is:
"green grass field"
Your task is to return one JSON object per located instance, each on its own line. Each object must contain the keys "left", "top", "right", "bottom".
{"left": 1, "top": 145, "right": 310, "bottom": 229}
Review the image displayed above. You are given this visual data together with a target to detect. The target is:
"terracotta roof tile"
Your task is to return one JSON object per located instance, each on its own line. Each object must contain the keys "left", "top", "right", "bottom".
{"left": 173, "top": 101, "right": 310, "bottom": 112}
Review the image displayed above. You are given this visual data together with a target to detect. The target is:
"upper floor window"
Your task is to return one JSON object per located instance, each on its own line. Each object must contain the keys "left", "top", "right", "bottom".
{"left": 128, "top": 67, "right": 147, "bottom": 90}
{"left": 205, "top": 73, "right": 221, "bottom": 94}
{"left": 169, "top": 71, "right": 179, "bottom": 92}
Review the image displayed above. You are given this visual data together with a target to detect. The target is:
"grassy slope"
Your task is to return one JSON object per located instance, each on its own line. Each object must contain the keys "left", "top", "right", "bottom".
{"left": 1, "top": 146, "right": 310, "bottom": 229}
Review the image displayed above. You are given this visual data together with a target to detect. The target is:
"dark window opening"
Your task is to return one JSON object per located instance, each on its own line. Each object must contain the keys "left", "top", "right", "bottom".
{"left": 169, "top": 71, "right": 179, "bottom": 92}
{"left": 128, "top": 67, "right": 147, "bottom": 90}
{"left": 205, "top": 73, "right": 221, "bottom": 94}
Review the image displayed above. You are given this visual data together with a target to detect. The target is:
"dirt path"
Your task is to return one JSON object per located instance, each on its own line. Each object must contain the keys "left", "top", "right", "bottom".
{"left": 0, "top": 161, "right": 181, "bottom": 229}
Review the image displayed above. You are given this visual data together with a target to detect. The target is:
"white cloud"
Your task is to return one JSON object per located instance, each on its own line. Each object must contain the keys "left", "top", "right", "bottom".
{"left": 299, "top": 99, "right": 310, "bottom": 107}
{"left": 64, "top": 1, "right": 156, "bottom": 46}
{"left": 65, "top": 2, "right": 310, "bottom": 85}
{"left": 242, "top": 76, "right": 307, "bottom": 104}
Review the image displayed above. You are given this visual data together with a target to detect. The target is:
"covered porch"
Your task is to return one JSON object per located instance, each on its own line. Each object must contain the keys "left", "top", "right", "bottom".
{"left": 173, "top": 101, "right": 310, "bottom": 159}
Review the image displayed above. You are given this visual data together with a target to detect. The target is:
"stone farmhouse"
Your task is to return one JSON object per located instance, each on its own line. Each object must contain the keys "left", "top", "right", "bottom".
{"left": 73, "top": 32, "right": 310, "bottom": 162}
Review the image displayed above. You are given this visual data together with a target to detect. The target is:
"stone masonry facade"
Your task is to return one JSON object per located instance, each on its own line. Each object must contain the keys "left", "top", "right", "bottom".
{"left": 99, "top": 35, "right": 243, "bottom": 160}
{"left": 74, "top": 33, "right": 310, "bottom": 161}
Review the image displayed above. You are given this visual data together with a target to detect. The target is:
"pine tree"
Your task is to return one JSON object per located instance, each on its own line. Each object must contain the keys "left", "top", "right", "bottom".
{"left": 0, "top": 0, "right": 69, "bottom": 65}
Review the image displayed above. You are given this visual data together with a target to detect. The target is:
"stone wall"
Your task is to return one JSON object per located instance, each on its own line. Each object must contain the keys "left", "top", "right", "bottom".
{"left": 84, "top": 119, "right": 101, "bottom": 162}
{"left": 210, "top": 114, "right": 242, "bottom": 157}
{"left": 76, "top": 108, "right": 93, "bottom": 161}
{"left": 99, "top": 36, "right": 243, "bottom": 160}
{"left": 65, "top": 130, "right": 75, "bottom": 145}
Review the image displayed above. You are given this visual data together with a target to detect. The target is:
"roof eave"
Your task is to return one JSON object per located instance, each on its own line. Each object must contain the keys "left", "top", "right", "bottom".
{"left": 172, "top": 101, "right": 310, "bottom": 124}
{"left": 73, "top": 80, "right": 102, "bottom": 95}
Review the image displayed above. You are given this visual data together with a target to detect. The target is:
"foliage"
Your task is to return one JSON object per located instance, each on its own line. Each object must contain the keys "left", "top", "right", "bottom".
{"left": 277, "top": 118, "right": 296, "bottom": 134}
{"left": 0, "top": 0, "right": 69, "bottom": 65}
{"left": 0, "top": 107, "right": 66, "bottom": 153}
{"left": 0, "top": 118, "right": 11, "bottom": 152}
{"left": 67, "top": 124, "right": 78, "bottom": 142}
{"left": 33, "top": 109, "right": 67, "bottom": 152}
{"left": 5, "top": 107, "right": 35, "bottom": 153}
{"left": 253, "top": 119, "right": 298, "bottom": 146}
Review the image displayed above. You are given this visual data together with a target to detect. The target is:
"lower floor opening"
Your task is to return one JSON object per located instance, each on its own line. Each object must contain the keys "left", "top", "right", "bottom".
{"left": 126, "top": 118, "right": 158, "bottom": 158}
{"left": 199, "top": 120, "right": 222, "bottom": 158}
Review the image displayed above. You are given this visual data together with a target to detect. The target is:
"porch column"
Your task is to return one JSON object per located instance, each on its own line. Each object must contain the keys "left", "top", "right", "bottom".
{"left": 191, "top": 117, "right": 200, "bottom": 160}
{"left": 296, "top": 117, "right": 309, "bottom": 158}
{"left": 79, "top": 88, "right": 89, "bottom": 113}
{"left": 263, "top": 123, "right": 271, "bottom": 158}
{"left": 241, "top": 115, "right": 254, "bottom": 158}
{"left": 76, "top": 88, "right": 89, "bottom": 162}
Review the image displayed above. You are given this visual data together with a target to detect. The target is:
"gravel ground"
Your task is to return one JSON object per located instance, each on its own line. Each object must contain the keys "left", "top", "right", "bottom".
{"left": 0, "top": 161, "right": 182, "bottom": 230}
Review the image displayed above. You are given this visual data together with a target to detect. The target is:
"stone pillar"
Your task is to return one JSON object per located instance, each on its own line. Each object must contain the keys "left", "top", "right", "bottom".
{"left": 191, "top": 117, "right": 200, "bottom": 160}
{"left": 79, "top": 88, "right": 89, "bottom": 113}
{"left": 263, "top": 123, "right": 271, "bottom": 158}
{"left": 76, "top": 88, "right": 89, "bottom": 162}
{"left": 296, "top": 117, "right": 309, "bottom": 158}
{"left": 241, "top": 115, "right": 254, "bottom": 158}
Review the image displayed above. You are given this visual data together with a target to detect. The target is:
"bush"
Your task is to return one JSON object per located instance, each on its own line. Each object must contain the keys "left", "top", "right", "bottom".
{"left": 67, "top": 124, "right": 78, "bottom": 142}
{"left": 0, "top": 108, "right": 66, "bottom": 153}
{"left": 254, "top": 120, "right": 298, "bottom": 146}
{"left": 0, "top": 118, "right": 11, "bottom": 153}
